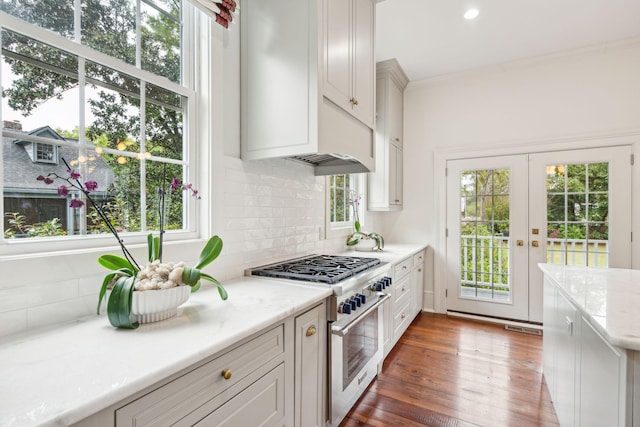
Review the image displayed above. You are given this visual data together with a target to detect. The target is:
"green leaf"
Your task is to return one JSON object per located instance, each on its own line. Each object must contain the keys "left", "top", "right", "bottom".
{"left": 346, "top": 232, "right": 363, "bottom": 246}
{"left": 97, "top": 272, "right": 117, "bottom": 315}
{"left": 106, "top": 276, "right": 138, "bottom": 329}
{"left": 190, "top": 281, "right": 201, "bottom": 293}
{"left": 354, "top": 220, "right": 361, "bottom": 233}
{"left": 98, "top": 254, "right": 135, "bottom": 272}
{"left": 201, "top": 272, "right": 228, "bottom": 300}
{"left": 182, "top": 266, "right": 201, "bottom": 287}
{"left": 147, "top": 233, "right": 161, "bottom": 262}
{"left": 195, "top": 236, "right": 223, "bottom": 269}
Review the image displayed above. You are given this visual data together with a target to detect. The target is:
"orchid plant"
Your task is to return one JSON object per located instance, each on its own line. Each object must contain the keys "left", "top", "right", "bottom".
{"left": 39, "top": 158, "right": 227, "bottom": 329}
{"left": 345, "top": 192, "right": 384, "bottom": 251}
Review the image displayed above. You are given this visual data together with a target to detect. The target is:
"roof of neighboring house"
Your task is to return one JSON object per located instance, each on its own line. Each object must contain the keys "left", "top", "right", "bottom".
{"left": 2, "top": 122, "right": 116, "bottom": 194}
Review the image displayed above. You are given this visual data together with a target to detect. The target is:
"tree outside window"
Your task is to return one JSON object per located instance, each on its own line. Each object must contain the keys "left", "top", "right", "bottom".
{"left": 329, "top": 174, "right": 362, "bottom": 228}
{"left": 1, "top": 0, "right": 195, "bottom": 240}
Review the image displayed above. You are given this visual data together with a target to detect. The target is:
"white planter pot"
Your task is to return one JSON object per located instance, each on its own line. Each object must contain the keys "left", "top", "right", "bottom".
{"left": 129, "top": 286, "right": 191, "bottom": 324}
{"left": 354, "top": 238, "right": 377, "bottom": 252}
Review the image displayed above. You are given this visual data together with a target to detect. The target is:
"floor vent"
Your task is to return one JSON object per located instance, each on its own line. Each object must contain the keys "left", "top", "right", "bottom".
{"left": 505, "top": 325, "right": 542, "bottom": 335}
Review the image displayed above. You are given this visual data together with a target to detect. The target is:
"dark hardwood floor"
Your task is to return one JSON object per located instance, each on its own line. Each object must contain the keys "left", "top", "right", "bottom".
{"left": 339, "top": 312, "right": 560, "bottom": 427}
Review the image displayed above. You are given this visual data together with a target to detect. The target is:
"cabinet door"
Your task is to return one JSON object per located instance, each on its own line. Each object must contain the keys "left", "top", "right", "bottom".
{"left": 412, "top": 252, "right": 425, "bottom": 316}
{"left": 579, "top": 317, "right": 626, "bottom": 427}
{"left": 389, "top": 143, "right": 403, "bottom": 206}
{"left": 194, "top": 364, "right": 286, "bottom": 427}
{"left": 295, "top": 304, "right": 325, "bottom": 427}
{"left": 323, "top": 0, "right": 352, "bottom": 114}
{"left": 556, "top": 291, "right": 578, "bottom": 427}
{"left": 387, "top": 78, "right": 403, "bottom": 148}
{"left": 351, "top": 0, "right": 375, "bottom": 128}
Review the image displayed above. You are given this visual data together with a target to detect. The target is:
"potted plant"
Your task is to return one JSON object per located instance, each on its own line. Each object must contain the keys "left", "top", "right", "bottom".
{"left": 345, "top": 193, "right": 384, "bottom": 251}
{"left": 38, "top": 159, "right": 228, "bottom": 329}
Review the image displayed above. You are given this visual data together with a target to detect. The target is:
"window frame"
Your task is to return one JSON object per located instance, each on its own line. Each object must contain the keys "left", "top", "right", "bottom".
{"left": 325, "top": 173, "right": 365, "bottom": 239}
{"left": 0, "top": 5, "right": 200, "bottom": 256}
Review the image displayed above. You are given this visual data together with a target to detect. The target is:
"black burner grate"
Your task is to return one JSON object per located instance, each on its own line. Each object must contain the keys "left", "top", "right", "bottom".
{"left": 250, "top": 255, "right": 381, "bottom": 284}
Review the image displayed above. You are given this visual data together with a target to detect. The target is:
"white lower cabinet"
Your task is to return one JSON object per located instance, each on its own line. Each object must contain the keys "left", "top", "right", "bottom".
{"left": 294, "top": 303, "right": 326, "bottom": 427}
{"left": 543, "top": 276, "right": 631, "bottom": 427}
{"left": 383, "top": 249, "right": 426, "bottom": 358}
{"left": 115, "top": 325, "right": 286, "bottom": 426}
{"left": 108, "top": 302, "right": 326, "bottom": 427}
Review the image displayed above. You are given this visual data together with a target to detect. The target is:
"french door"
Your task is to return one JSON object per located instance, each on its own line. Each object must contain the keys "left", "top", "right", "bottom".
{"left": 446, "top": 147, "right": 631, "bottom": 322}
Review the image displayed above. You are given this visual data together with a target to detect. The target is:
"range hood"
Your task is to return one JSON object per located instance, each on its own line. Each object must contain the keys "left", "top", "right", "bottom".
{"left": 239, "top": 0, "right": 375, "bottom": 176}
{"left": 289, "top": 153, "right": 371, "bottom": 176}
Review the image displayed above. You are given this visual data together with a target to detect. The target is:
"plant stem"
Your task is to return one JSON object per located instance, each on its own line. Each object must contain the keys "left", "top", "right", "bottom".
{"left": 61, "top": 158, "right": 141, "bottom": 271}
{"left": 158, "top": 163, "right": 166, "bottom": 263}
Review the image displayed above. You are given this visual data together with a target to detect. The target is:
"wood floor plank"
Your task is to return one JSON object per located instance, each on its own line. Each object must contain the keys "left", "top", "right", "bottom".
{"left": 339, "top": 313, "right": 559, "bottom": 427}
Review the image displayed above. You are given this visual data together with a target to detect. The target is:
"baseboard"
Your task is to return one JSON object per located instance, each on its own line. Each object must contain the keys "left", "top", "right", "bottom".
{"left": 447, "top": 311, "right": 543, "bottom": 333}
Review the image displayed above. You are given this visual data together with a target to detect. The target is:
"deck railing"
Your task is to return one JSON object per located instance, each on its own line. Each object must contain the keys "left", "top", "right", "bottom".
{"left": 460, "top": 236, "right": 609, "bottom": 290}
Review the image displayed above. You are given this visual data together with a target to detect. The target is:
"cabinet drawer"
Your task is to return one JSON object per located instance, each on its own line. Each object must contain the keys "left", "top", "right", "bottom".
{"left": 189, "top": 364, "right": 285, "bottom": 427}
{"left": 116, "top": 325, "right": 284, "bottom": 426}
{"left": 393, "top": 299, "right": 412, "bottom": 337}
{"left": 393, "top": 278, "right": 411, "bottom": 308}
{"left": 394, "top": 257, "right": 412, "bottom": 281}
{"left": 413, "top": 251, "right": 425, "bottom": 268}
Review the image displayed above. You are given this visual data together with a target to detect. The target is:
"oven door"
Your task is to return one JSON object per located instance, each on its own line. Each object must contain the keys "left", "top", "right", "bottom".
{"left": 329, "top": 293, "right": 390, "bottom": 426}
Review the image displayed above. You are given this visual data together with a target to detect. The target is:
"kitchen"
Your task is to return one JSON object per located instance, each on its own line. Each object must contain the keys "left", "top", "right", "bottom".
{"left": 1, "top": 0, "right": 640, "bottom": 426}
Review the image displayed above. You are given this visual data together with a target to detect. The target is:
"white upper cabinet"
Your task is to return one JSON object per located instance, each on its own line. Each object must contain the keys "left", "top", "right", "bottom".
{"left": 368, "top": 58, "right": 409, "bottom": 211}
{"left": 241, "top": 0, "right": 376, "bottom": 175}
{"left": 322, "top": 0, "right": 375, "bottom": 128}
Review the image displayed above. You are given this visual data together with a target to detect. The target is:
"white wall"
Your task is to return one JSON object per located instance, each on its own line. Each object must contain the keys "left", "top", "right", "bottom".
{"left": 394, "top": 38, "right": 640, "bottom": 313}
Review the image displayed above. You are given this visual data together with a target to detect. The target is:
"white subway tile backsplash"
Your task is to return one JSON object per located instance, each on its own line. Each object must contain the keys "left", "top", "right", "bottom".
{"left": 0, "top": 309, "right": 27, "bottom": 337}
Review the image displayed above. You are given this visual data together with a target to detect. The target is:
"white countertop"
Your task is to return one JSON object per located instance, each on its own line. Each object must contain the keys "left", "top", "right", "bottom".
{"left": 337, "top": 243, "right": 428, "bottom": 264}
{"left": 0, "top": 277, "right": 332, "bottom": 427}
{"left": 539, "top": 263, "right": 640, "bottom": 351}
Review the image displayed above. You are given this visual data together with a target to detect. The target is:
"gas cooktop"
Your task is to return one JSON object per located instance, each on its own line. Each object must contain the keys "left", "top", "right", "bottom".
{"left": 248, "top": 254, "right": 381, "bottom": 284}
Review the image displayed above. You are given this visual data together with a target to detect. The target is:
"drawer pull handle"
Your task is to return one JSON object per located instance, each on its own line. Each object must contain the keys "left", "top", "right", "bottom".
{"left": 221, "top": 369, "right": 232, "bottom": 380}
{"left": 401, "top": 313, "right": 406, "bottom": 319}
{"left": 306, "top": 325, "right": 317, "bottom": 337}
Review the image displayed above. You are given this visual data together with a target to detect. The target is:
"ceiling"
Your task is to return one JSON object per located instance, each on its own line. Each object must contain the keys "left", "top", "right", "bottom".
{"left": 375, "top": 0, "right": 640, "bottom": 82}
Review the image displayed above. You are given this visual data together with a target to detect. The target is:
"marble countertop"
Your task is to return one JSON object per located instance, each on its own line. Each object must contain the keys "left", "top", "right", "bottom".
{"left": 0, "top": 277, "right": 332, "bottom": 427}
{"left": 539, "top": 263, "right": 640, "bottom": 351}
{"left": 336, "top": 243, "right": 428, "bottom": 264}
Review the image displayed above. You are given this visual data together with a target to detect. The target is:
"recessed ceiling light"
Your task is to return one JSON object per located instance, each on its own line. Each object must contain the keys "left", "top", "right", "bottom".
{"left": 464, "top": 8, "right": 479, "bottom": 20}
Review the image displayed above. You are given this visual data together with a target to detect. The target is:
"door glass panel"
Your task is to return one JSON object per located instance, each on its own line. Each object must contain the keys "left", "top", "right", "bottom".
{"left": 546, "top": 162, "right": 609, "bottom": 267}
{"left": 459, "top": 169, "right": 511, "bottom": 302}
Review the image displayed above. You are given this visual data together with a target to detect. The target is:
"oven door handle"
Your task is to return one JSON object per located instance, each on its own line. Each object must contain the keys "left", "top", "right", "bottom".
{"left": 331, "top": 293, "right": 390, "bottom": 337}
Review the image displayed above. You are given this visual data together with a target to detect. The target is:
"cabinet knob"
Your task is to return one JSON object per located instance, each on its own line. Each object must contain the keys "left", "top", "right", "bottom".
{"left": 221, "top": 369, "right": 232, "bottom": 380}
{"left": 394, "top": 137, "right": 400, "bottom": 142}
{"left": 350, "top": 97, "right": 359, "bottom": 106}
{"left": 402, "top": 287, "right": 406, "bottom": 292}
{"left": 401, "top": 313, "right": 406, "bottom": 319}
{"left": 306, "top": 325, "right": 317, "bottom": 337}
{"left": 395, "top": 199, "right": 400, "bottom": 203}
{"left": 418, "top": 268, "right": 422, "bottom": 272}
{"left": 532, "top": 240, "right": 539, "bottom": 247}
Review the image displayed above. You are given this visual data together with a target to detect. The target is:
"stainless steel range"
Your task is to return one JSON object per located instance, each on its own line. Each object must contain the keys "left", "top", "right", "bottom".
{"left": 247, "top": 254, "right": 392, "bottom": 427}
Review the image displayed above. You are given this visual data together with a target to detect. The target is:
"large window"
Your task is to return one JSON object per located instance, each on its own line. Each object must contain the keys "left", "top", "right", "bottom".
{"left": 1, "top": 1, "right": 196, "bottom": 244}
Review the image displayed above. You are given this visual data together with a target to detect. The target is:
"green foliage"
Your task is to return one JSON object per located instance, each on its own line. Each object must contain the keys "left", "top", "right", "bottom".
{"left": 3, "top": 212, "right": 66, "bottom": 238}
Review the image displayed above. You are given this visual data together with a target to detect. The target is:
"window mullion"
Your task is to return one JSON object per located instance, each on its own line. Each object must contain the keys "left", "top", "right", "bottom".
{"left": 140, "top": 80, "right": 147, "bottom": 232}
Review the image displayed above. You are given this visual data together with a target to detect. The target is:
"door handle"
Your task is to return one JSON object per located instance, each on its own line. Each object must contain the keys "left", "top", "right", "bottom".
{"left": 532, "top": 240, "right": 539, "bottom": 247}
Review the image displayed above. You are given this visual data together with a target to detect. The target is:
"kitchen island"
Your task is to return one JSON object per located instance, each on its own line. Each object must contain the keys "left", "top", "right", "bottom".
{"left": 539, "top": 263, "right": 640, "bottom": 427}
{"left": 0, "top": 278, "right": 332, "bottom": 427}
